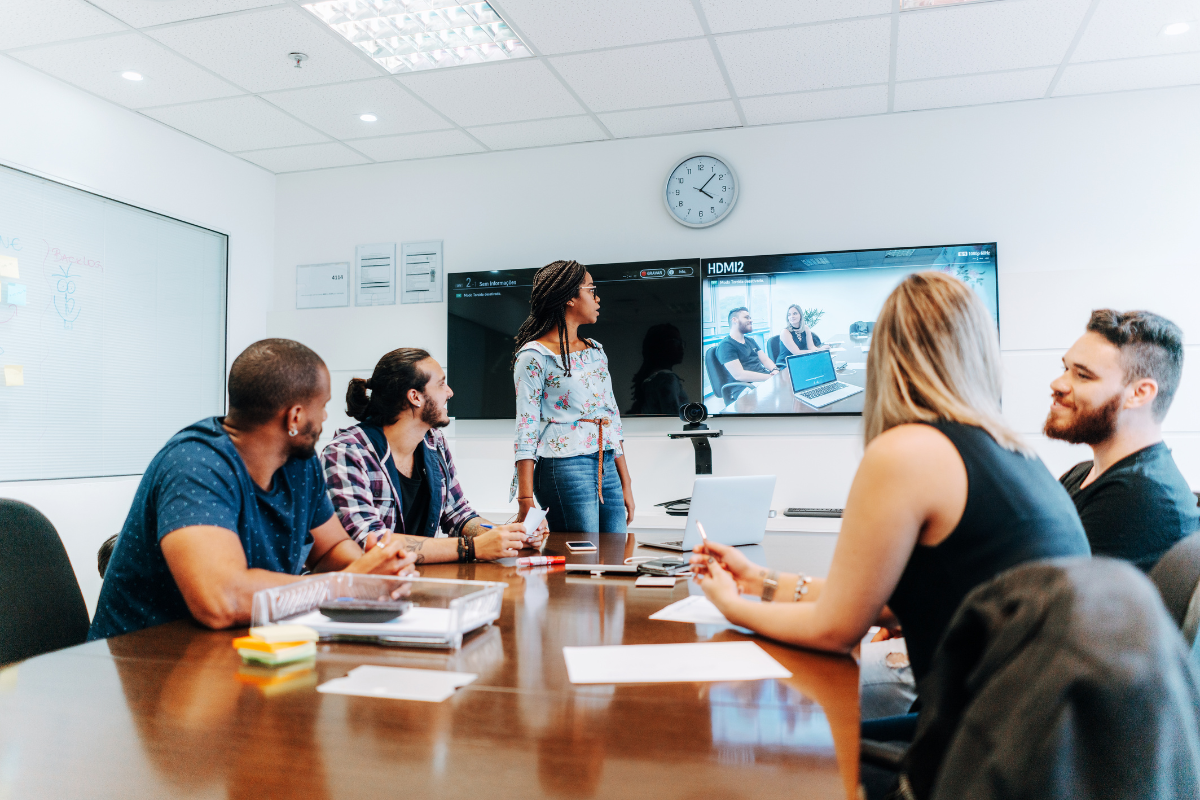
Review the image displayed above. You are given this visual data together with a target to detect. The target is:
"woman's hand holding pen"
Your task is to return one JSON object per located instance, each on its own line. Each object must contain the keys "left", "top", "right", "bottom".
{"left": 688, "top": 539, "right": 766, "bottom": 597}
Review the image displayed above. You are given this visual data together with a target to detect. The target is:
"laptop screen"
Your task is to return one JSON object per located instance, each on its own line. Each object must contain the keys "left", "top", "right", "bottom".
{"left": 787, "top": 351, "right": 837, "bottom": 393}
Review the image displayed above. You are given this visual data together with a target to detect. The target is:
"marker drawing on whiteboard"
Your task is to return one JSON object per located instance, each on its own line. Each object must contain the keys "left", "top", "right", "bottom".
{"left": 52, "top": 263, "right": 81, "bottom": 329}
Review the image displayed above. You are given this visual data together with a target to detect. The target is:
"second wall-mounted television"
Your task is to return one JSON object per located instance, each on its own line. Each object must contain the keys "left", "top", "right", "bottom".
{"left": 700, "top": 243, "right": 998, "bottom": 415}
{"left": 447, "top": 259, "right": 702, "bottom": 420}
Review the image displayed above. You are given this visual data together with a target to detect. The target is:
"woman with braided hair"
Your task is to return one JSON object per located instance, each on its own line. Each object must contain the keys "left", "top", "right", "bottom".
{"left": 512, "top": 260, "right": 635, "bottom": 533}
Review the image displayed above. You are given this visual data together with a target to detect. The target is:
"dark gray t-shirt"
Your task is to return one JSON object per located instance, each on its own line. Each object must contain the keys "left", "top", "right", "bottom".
{"left": 716, "top": 335, "right": 769, "bottom": 374}
{"left": 1060, "top": 442, "right": 1199, "bottom": 572}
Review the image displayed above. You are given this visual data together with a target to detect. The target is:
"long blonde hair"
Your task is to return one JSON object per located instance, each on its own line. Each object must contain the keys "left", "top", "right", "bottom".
{"left": 863, "top": 271, "right": 1028, "bottom": 454}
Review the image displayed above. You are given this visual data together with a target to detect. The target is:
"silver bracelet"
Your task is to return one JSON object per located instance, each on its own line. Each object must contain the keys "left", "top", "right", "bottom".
{"left": 761, "top": 569, "right": 779, "bottom": 602}
{"left": 793, "top": 574, "right": 812, "bottom": 602}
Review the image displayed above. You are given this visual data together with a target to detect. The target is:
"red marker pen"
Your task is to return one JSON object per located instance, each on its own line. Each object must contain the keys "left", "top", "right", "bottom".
{"left": 516, "top": 556, "right": 566, "bottom": 567}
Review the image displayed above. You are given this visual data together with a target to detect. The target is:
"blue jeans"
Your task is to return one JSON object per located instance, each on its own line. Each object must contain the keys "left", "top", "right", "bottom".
{"left": 533, "top": 451, "right": 627, "bottom": 534}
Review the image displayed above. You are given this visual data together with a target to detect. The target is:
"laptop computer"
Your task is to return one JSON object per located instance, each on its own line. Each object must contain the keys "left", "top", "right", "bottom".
{"left": 639, "top": 475, "right": 776, "bottom": 552}
{"left": 786, "top": 350, "right": 864, "bottom": 409}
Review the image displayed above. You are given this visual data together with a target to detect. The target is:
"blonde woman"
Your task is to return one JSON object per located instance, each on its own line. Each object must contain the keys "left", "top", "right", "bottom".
{"left": 690, "top": 272, "right": 1089, "bottom": 739}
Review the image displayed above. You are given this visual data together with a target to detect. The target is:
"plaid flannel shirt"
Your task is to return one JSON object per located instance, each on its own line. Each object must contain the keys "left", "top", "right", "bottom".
{"left": 321, "top": 424, "right": 477, "bottom": 546}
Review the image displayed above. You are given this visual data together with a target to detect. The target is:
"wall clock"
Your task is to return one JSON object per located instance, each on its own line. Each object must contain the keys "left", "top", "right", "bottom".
{"left": 663, "top": 153, "right": 738, "bottom": 228}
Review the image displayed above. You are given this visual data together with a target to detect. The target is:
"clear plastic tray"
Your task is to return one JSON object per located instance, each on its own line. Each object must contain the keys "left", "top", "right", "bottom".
{"left": 250, "top": 574, "right": 506, "bottom": 650}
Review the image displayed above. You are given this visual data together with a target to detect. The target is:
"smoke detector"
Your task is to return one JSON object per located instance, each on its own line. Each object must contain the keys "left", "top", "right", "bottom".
{"left": 288, "top": 52, "right": 309, "bottom": 69}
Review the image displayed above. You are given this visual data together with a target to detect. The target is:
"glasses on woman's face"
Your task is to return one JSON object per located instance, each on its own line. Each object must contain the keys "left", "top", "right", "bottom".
{"left": 581, "top": 284, "right": 598, "bottom": 299}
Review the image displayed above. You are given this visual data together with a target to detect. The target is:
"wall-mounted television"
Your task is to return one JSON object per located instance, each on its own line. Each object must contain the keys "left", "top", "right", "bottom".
{"left": 447, "top": 259, "right": 702, "bottom": 420}
{"left": 700, "top": 243, "right": 998, "bottom": 415}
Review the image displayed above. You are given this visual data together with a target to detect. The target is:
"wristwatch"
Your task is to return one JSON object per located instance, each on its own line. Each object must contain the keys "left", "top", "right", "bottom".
{"left": 762, "top": 569, "right": 779, "bottom": 602}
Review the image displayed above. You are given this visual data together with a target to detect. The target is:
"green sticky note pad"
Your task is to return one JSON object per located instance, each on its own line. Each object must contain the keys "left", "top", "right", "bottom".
{"left": 6, "top": 283, "right": 26, "bottom": 306}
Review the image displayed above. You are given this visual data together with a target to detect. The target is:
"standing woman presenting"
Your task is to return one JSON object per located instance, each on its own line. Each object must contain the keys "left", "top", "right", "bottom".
{"left": 511, "top": 260, "right": 635, "bottom": 533}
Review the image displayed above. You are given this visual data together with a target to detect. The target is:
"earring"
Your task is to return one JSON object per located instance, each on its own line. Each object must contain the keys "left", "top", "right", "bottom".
{"left": 288, "top": 428, "right": 297, "bottom": 437}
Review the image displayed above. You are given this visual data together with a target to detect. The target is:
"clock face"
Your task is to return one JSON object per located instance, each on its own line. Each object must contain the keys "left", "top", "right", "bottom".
{"left": 664, "top": 154, "right": 738, "bottom": 228}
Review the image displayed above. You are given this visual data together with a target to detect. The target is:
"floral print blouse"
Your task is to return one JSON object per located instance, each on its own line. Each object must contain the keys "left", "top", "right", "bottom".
{"left": 513, "top": 340, "right": 624, "bottom": 477}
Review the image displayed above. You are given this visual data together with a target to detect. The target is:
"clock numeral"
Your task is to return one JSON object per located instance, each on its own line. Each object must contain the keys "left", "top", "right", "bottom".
{"left": 718, "top": 175, "right": 723, "bottom": 180}
{"left": 722, "top": 185, "right": 727, "bottom": 192}
{"left": 698, "top": 163, "right": 705, "bottom": 170}
{"left": 687, "top": 168, "right": 692, "bottom": 174}
{"left": 711, "top": 207, "right": 715, "bottom": 214}
{"left": 699, "top": 210, "right": 704, "bottom": 218}
{"left": 719, "top": 198, "right": 724, "bottom": 204}
{"left": 675, "top": 189, "right": 680, "bottom": 196}
{"left": 678, "top": 178, "right": 684, "bottom": 183}
{"left": 678, "top": 201, "right": 683, "bottom": 207}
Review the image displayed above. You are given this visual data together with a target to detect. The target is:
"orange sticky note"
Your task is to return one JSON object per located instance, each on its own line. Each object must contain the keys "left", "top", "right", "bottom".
{"left": 0, "top": 256, "right": 17, "bottom": 279}
{"left": 4, "top": 365, "right": 23, "bottom": 386}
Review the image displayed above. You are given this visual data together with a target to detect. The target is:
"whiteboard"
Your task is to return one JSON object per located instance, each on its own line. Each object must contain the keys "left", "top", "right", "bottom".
{"left": 0, "top": 163, "right": 227, "bottom": 481}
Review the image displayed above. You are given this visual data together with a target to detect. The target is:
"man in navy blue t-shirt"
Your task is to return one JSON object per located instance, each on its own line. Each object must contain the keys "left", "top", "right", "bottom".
{"left": 89, "top": 339, "right": 416, "bottom": 640}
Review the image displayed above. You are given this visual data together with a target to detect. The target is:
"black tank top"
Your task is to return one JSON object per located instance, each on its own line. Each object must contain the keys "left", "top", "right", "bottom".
{"left": 888, "top": 422, "right": 1090, "bottom": 683}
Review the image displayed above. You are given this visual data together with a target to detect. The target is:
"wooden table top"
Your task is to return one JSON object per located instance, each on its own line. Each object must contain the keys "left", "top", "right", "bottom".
{"left": 731, "top": 364, "right": 866, "bottom": 415}
{"left": 0, "top": 533, "right": 859, "bottom": 799}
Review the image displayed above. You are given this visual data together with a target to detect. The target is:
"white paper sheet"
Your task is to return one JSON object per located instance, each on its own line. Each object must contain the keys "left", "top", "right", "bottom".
{"left": 649, "top": 595, "right": 734, "bottom": 625}
{"left": 317, "top": 666, "right": 477, "bottom": 702}
{"left": 522, "top": 506, "right": 548, "bottom": 539}
{"left": 562, "top": 641, "right": 791, "bottom": 684}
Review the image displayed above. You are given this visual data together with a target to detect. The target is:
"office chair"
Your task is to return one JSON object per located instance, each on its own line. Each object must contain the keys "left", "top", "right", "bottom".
{"left": 1150, "top": 532, "right": 1200, "bottom": 651}
{"left": 703, "top": 346, "right": 755, "bottom": 407}
{"left": 849, "top": 321, "right": 874, "bottom": 342}
{"left": 0, "top": 499, "right": 90, "bottom": 665}
{"left": 866, "top": 557, "right": 1200, "bottom": 800}
{"left": 766, "top": 335, "right": 783, "bottom": 366}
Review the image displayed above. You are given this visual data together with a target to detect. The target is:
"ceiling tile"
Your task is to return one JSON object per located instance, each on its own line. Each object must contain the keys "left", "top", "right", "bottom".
{"left": 550, "top": 39, "right": 729, "bottom": 112}
{"left": 467, "top": 116, "right": 607, "bottom": 149}
{"left": 597, "top": 100, "right": 739, "bottom": 137}
{"left": 142, "top": 95, "right": 328, "bottom": 150}
{"left": 236, "top": 142, "right": 370, "bottom": 172}
{"left": 896, "top": 0, "right": 1091, "bottom": 81}
{"left": 344, "top": 130, "right": 485, "bottom": 161}
{"left": 894, "top": 68, "right": 1055, "bottom": 111}
{"left": 0, "top": 0, "right": 126, "bottom": 50}
{"left": 11, "top": 33, "right": 242, "bottom": 109}
{"left": 741, "top": 84, "right": 887, "bottom": 124}
{"left": 717, "top": 17, "right": 891, "bottom": 95}
{"left": 147, "top": 5, "right": 381, "bottom": 92}
{"left": 1072, "top": 0, "right": 1200, "bottom": 63}
{"left": 497, "top": 0, "right": 703, "bottom": 54}
{"left": 398, "top": 59, "right": 582, "bottom": 126}
{"left": 89, "top": 0, "right": 281, "bottom": 28}
{"left": 262, "top": 79, "right": 449, "bottom": 139}
{"left": 1054, "top": 51, "right": 1200, "bottom": 95}
{"left": 700, "top": 0, "right": 892, "bottom": 34}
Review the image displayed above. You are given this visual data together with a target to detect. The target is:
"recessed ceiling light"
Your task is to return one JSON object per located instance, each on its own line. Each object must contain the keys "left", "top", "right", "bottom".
{"left": 360, "top": 113, "right": 378, "bottom": 122}
{"left": 1161, "top": 22, "right": 1191, "bottom": 36}
{"left": 302, "top": 0, "right": 531, "bottom": 73}
{"left": 121, "top": 71, "right": 143, "bottom": 81}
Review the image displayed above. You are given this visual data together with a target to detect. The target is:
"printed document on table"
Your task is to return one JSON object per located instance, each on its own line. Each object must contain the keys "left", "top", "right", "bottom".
{"left": 562, "top": 641, "right": 792, "bottom": 684}
{"left": 649, "top": 595, "right": 735, "bottom": 626}
{"left": 317, "top": 666, "right": 477, "bottom": 702}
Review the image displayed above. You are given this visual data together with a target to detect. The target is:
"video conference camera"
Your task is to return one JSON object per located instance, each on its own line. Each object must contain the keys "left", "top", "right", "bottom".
{"left": 679, "top": 402, "right": 708, "bottom": 430}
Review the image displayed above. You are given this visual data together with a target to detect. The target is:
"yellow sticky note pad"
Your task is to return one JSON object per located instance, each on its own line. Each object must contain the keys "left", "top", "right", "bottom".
{"left": 4, "top": 365, "right": 23, "bottom": 386}
{"left": 0, "top": 256, "right": 17, "bottom": 279}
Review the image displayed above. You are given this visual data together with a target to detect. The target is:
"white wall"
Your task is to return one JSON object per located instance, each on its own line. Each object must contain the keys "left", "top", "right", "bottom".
{"left": 268, "top": 85, "right": 1200, "bottom": 539}
{"left": 0, "top": 57, "right": 277, "bottom": 616}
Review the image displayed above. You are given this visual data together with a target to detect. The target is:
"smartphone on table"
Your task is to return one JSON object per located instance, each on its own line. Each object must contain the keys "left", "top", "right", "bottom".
{"left": 565, "top": 541, "right": 597, "bottom": 553}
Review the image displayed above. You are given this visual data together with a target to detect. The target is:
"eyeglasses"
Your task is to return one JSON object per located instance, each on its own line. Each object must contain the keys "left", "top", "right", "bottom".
{"left": 580, "top": 284, "right": 598, "bottom": 298}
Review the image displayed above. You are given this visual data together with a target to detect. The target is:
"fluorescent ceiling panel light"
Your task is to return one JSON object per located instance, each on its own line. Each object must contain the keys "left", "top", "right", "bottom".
{"left": 302, "top": 1, "right": 531, "bottom": 73}
{"left": 121, "top": 71, "right": 143, "bottom": 81}
{"left": 901, "top": 0, "right": 1001, "bottom": 8}
{"left": 1161, "top": 22, "right": 1191, "bottom": 36}
{"left": 360, "top": 113, "right": 378, "bottom": 121}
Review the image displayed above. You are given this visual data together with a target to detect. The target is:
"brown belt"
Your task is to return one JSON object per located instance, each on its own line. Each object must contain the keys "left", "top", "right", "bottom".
{"left": 577, "top": 418, "right": 611, "bottom": 503}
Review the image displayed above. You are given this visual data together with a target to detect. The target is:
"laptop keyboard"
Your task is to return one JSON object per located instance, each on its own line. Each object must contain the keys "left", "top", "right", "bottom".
{"left": 800, "top": 381, "right": 848, "bottom": 400}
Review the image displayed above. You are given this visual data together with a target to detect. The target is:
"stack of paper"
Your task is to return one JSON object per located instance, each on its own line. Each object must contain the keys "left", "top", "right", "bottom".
{"left": 649, "top": 595, "right": 734, "bottom": 625}
{"left": 317, "top": 666, "right": 478, "bottom": 702}
{"left": 562, "top": 641, "right": 792, "bottom": 684}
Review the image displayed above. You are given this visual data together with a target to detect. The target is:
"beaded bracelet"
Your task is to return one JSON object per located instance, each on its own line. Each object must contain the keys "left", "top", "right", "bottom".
{"left": 793, "top": 574, "right": 812, "bottom": 602}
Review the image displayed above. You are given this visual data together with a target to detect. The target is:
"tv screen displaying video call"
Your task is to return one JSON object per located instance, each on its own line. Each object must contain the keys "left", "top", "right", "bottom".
{"left": 445, "top": 243, "right": 997, "bottom": 419}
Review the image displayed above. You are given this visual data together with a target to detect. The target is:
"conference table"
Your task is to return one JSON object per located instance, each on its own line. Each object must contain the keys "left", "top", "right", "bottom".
{"left": 0, "top": 533, "right": 860, "bottom": 799}
{"left": 731, "top": 361, "right": 867, "bottom": 414}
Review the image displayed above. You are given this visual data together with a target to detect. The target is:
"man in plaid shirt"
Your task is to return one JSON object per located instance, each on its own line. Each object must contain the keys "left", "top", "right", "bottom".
{"left": 323, "top": 348, "right": 546, "bottom": 563}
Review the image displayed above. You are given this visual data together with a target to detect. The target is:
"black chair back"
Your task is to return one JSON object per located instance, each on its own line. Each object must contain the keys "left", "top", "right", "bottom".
{"left": 766, "top": 335, "right": 782, "bottom": 365}
{"left": 703, "top": 345, "right": 753, "bottom": 406}
{"left": 0, "top": 499, "right": 90, "bottom": 665}
{"left": 1151, "top": 532, "right": 1200, "bottom": 647}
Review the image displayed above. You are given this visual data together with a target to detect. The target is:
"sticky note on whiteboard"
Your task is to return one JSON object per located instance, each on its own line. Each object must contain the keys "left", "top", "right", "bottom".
{"left": 4, "top": 365, "right": 23, "bottom": 386}
{"left": 6, "top": 283, "right": 26, "bottom": 306}
{"left": 0, "top": 256, "right": 17, "bottom": 279}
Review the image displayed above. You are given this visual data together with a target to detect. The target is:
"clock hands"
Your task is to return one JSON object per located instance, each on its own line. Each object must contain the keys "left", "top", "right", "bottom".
{"left": 695, "top": 173, "right": 716, "bottom": 199}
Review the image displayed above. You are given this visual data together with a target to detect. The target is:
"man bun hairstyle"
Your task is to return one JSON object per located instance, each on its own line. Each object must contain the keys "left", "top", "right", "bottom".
{"left": 227, "top": 339, "right": 326, "bottom": 427}
{"left": 511, "top": 259, "right": 596, "bottom": 377}
{"left": 1087, "top": 309, "right": 1184, "bottom": 421}
{"left": 347, "top": 348, "right": 433, "bottom": 426}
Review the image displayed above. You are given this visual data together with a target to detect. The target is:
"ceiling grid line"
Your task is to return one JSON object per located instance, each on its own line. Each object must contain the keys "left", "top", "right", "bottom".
{"left": 486, "top": 0, "right": 615, "bottom": 140}
{"left": 690, "top": 0, "right": 746, "bottom": 127}
{"left": 1045, "top": 0, "right": 1105, "bottom": 97}
{"left": 887, "top": 0, "right": 901, "bottom": 112}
